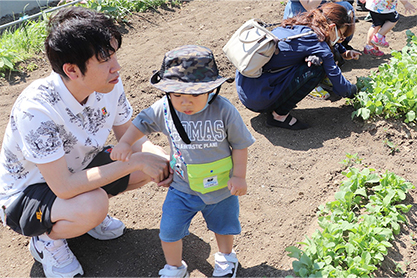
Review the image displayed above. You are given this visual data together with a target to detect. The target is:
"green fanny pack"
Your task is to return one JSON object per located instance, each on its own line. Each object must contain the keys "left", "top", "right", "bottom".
{"left": 187, "top": 156, "right": 233, "bottom": 194}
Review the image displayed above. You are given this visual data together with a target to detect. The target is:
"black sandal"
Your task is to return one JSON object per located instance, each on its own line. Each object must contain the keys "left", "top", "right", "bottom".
{"left": 266, "top": 113, "right": 309, "bottom": 130}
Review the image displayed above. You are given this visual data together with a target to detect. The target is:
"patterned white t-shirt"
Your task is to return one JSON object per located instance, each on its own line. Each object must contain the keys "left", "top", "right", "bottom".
{"left": 0, "top": 72, "right": 132, "bottom": 208}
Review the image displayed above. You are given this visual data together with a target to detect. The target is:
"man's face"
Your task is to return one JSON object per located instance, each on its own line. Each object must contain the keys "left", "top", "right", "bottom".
{"left": 81, "top": 40, "right": 121, "bottom": 94}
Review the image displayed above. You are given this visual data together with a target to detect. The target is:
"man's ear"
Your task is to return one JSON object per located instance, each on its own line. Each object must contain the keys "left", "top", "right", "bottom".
{"left": 62, "top": 63, "right": 80, "bottom": 80}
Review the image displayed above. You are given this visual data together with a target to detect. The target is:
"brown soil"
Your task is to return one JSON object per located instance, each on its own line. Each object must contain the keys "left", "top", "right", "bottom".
{"left": 1, "top": 1, "right": 417, "bottom": 277}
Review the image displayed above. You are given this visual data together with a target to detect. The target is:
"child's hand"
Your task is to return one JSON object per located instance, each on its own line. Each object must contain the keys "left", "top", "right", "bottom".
{"left": 402, "top": 1, "right": 417, "bottom": 13}
{"left": 110, "top": 142, "right": 133, "bottom": 162}
{"left": 227, "top": 176, "right": 248, "bottom": 196}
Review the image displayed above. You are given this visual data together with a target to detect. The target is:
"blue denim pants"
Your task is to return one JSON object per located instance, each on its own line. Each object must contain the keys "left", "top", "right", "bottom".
{"left": 270, "top": 63, "right": 325, "bottom": 115}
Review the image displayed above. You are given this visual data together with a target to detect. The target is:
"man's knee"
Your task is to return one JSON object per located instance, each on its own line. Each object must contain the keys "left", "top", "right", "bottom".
{"left": 79, "top": 189, "right": 108, "bottom": 216}
{"left": 59, "top": 188, "right": 109, "bottom": 221}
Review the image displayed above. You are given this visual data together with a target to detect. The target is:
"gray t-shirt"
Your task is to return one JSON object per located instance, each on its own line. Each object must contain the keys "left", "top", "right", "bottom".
{"left": 132, "top": 95, "right": 255, "bottom": 204}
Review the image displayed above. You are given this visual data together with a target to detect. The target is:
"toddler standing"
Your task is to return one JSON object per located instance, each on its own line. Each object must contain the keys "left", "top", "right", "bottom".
{"left": 110, "top": 45, "right": 255, "bottom": 278}
{"left": 362, "top": 0, "right": 416, "bottom": 56}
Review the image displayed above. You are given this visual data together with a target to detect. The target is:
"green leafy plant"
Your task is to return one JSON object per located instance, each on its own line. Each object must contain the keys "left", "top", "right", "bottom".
{"left": 0, "top": 0, "right": 172, "bottom": 76}
{"left": 25, "top": 62, "right": 39, "bottom": 72}
{"left": 79, "top": 0, "right": 175, "bottom": 22}
{"left": 350, "top": 31, "right": 417, "bottom": 124}
{"left": 383, "top": 139, "right": 399, "bottom": 155}
{"left": 286, "top": 157, "right": 414, "bottom": 277}
{"left": 0, "top": 49, "right": 20, "bottom": 77}
{"left": 0, "top": 16, "right": 48, "bottom": 74}
{"left": 395, "top": 262, "right": 406, "bottom": 275}
{"left": 339, "top": 153, "right": 362, "bottom": 168}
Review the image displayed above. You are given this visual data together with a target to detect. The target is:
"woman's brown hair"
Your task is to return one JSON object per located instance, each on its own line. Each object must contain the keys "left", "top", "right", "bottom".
{"left": 281, "top": 2, "right": 354, "bottom": 46}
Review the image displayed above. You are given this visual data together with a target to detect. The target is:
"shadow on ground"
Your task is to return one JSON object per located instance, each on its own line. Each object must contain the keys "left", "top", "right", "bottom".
{"left": 29, "top": 228, "right": 292, "bottom": 277}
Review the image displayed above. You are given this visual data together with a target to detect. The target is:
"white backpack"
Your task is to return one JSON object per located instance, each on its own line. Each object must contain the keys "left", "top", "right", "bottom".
{"left": 222, "top": 19, "right": 314, "bottom": 78}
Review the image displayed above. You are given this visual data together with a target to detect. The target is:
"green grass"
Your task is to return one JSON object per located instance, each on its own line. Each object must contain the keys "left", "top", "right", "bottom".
{"left": 0, "top": 0, "right": 178, "bottom": 77}
{"left": 0, "top": 17, "right": 48, "bottom": 77}
{"left": 81, "top": 0, "right": 173, "bottom": 22}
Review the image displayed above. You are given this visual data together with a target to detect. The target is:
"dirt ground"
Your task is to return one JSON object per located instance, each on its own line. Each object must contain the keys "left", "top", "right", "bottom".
{"left": 1, "top": 1, "right": 417, "bottom": 277}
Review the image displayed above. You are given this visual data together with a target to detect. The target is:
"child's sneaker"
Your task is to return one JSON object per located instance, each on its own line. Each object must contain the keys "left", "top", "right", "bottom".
{"left": 371, "top": 34, "right": 389, "bottom": 48}
{"left": 29, "top": 236, "right": 84, "bottom": 277}
{"left": 213, "top": 250, "right": 239, "bottom": 278}
{"left": 308, "top": 86, "right": 330, "bottom": 100}
{"left": 363, "top": 45, "right": 384, "bottom": 56}
{"left": 159, "top": 261, "right": 189, "bottom": 278}
{"left": 87, "top": 215, "right": 126, "bottom": 240}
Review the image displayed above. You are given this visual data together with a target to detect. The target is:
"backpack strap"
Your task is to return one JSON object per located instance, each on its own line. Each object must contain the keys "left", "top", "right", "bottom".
{"left": 263, "top": 30, "right": 315, "bottom": 74}
{"left": 166, "top": 93, "right": 191, "bottom": 144}
{"left": 280, "top": 30, "right": 315, "bottom": 41}
{"left": 166, "top": 86, "right": 222, "bottom": 145}
{"left": 208, "top": 86, "right": 221, "bottom": 104}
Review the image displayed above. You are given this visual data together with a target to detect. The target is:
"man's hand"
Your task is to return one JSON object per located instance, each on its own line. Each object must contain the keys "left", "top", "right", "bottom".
{"left": 131, "top": 152, "right": 170, "bottom": 183}
{"left": 157, "top": 167, "right": 174, "bottom": 187}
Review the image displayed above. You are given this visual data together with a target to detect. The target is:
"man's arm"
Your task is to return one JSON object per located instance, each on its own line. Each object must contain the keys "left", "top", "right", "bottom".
{"left": 37, "top": 150, "right": 170, "bottom": 199}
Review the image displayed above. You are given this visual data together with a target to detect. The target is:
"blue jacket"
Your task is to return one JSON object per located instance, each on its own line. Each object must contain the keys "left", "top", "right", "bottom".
{"left": 235, "top": 25, "right": 355, "bottom": 112}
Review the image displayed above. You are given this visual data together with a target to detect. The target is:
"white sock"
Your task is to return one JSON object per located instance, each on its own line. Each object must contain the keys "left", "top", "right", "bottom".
{"left": 166, "top": 264, "right": 185, "bottom": 270}
{"left": 376, "top": 33, "right": 383, "bottom": 38}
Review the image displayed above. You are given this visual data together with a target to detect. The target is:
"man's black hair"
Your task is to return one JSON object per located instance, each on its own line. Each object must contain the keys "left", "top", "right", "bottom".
{"left": 45, "top": 6, "right": 122, "bottom": 78}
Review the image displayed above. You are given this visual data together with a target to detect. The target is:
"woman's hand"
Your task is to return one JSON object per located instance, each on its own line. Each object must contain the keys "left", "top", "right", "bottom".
{"left": 305, "top": 55, "right": 323, "bottom": 67}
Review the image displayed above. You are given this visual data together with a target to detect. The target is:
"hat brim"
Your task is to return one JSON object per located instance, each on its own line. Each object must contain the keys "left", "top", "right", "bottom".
{"left": 150, "top": 71, "right": 234, "bottom": 94}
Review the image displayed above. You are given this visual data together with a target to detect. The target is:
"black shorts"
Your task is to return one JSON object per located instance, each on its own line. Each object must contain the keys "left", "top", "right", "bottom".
{"left": 370, "top": 11, "right": 399, "bottom": 27}
{"left": 4, "top": 146, "right": 130, "bottom": 237}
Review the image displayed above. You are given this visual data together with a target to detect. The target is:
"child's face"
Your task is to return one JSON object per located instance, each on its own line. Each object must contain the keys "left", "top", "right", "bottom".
{"left": 169, "top": 92, "right": 210, "bottom": 115}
